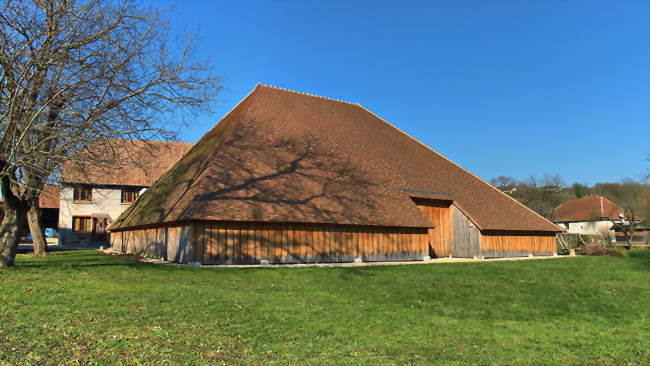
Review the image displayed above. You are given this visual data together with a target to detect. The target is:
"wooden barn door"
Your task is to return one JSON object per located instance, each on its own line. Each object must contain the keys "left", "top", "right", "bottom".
{"left": 451, "top": 205, "right": 480, "bottom": 258}
{"left": 412, "top": 198, "right": 453, "bottom": 257}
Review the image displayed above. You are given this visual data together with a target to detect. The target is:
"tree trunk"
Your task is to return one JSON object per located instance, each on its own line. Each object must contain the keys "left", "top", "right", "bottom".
{"left": 27, "top": 201, "right": 48, "bottom": 256}
{"left": 0, "top": 174, "right": 25, "bottom": 268}
{"left": 0, "top": 205, "right": 22, "bottom": 268}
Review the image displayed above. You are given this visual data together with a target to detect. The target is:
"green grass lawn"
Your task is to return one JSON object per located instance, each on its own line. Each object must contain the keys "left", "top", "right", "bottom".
{"left": 1, "top": 251, "right": 649, "bottom": 365}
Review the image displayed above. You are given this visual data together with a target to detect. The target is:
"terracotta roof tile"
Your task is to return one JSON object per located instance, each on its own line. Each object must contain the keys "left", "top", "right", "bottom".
{"left": 14, "top": 184, "right": 60, "bottom": 208}
{"left": 62, "top": 140, "right": 193, "bottom": 187}
{"left": 112, "top": 85, "right": 561, "bottom": 232}
{"left": 38, "top": 184, "right": 60, "bottom": 209}
{"left": 553, "top": 196, "right": 624, "bottom": 222}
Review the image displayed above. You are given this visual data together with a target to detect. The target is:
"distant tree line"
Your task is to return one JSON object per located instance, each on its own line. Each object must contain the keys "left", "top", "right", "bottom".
{"left": 489, "top": 173, "right": 650, "bottom": 225}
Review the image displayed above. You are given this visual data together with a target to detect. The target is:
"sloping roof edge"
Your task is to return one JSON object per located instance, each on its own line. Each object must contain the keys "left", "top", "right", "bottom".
{"left": 111, "top": 87, "right": 259, "bottom": 229}
{"left": 356, "top": 104, "right": 562, "bottom": 233}
{"left": 451, "top": 201, "right": 483, "bottom": 231}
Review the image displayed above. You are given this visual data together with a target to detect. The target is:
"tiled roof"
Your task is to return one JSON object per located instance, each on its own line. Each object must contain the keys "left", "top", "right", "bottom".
{"left": 62, "top": 140, "right": 194, "bottom": 187}
{"left": 553, "top": 196, "right": 625, "bottom": 222}
{"left": 14, "top": 184, "right": 60, "bottom": 208}
{"left": 38, "top": 184, "right": 60, "bottom": 209}
{"left": 112, "top": 84, "right": 561, "bottom": 232}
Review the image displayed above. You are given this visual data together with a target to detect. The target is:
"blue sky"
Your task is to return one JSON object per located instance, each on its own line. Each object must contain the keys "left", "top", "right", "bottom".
{"left": 161, "top": 0, "right": 649, "bottom": 186}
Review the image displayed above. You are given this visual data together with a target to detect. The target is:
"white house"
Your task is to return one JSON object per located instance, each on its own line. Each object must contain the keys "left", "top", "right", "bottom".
{"left": 552, "top": 196, "right": 627, "bottom": 237}
{"left": 58, "top": 140, "right": 193, "bottom": 246}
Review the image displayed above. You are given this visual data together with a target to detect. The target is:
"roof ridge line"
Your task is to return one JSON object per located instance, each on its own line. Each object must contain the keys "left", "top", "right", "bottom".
{"left": 256, "top": 83, "right": 360, "bottom": 106}
{"left": 600, "top": 196, "right": 604, "bottom": 217}
{"left": 355, "top": 104, "right": 562, "bottom": 232}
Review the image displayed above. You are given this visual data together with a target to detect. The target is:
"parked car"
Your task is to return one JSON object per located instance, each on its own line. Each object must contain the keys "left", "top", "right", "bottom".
{"left": 45, "top": 228, "right": 57, "bottom": 238}
{"left": 27, "top": 228, "right": 58, "bottom": 241}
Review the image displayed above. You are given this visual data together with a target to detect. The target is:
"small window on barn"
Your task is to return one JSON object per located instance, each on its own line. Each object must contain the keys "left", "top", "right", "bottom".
{"left": 73, "top": 186, "right": 92, "bottom": 202}
{"left": 121, "top": 188, "right": 140, "bottom": 204}
{"left": 72, "top": 216, "right": 93, "bottom": 232}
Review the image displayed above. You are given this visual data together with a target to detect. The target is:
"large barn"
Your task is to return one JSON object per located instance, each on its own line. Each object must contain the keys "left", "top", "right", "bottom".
{"left": 109, "top": 84, "right": 561, "bottom": 264}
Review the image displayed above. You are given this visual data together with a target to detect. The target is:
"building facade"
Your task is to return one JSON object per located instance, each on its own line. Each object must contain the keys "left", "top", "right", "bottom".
{"left": 555, "top": 220, "right": 615, "bottom": 237}
{"left": 110, "top": 84, "right": 562, "bottom": 264}
{"left": 58, "top": 184, "right": 146, "bottom": 246}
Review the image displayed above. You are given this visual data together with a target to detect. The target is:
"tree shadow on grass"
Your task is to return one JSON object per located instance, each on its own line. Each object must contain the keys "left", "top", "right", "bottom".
{"left": 627, "top": 249, "right": 650, "bottom": 259}
{"left": 626, "top": 249, "right": 650, "bottom": 271}
{"left": 13, "top": 250, "right": 166, "bottom": 270}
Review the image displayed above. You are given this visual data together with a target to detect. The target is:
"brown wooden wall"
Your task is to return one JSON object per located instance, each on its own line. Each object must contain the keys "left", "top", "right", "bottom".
{"left": 413, "top": 198, "right": 453, "bottom": 257}
{"left": 109, "top": 218, "right": 558, "bottom": 264}
{"left": 192, "top": 222, "right": 429, "bottom": 264}
{"left": 480, "top": 230, "right": 556, "bottom": 257}
{"left": 451, "top": 205, "right": 480, "bottom": 257}
{"left": 110, "top": 222, "right": 431, "bottom": 264}
{"left": 109, "top": 225, "right": 194, "bottom": 263}
{"left": 411, "top": 198, "right": 556, "bottom": 258}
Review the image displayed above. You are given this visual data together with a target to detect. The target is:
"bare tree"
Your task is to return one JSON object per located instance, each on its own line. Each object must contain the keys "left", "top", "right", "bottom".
{"left": 507, "top": 174, "right": 570, "bottom": 219}
{"left": 0, "top": 0, "right": 220, "bottom": 267}
{"left": 489, "top": 176, "right": 518, "bottom": 187}
{"left": 540, "top": 173, "right": 564, "bottom": 189}
{"left": 609, "top": 211, "right": 638, "bottom": 250}
{"left": 595, "top": 224, "right": 612, "bottom": 246}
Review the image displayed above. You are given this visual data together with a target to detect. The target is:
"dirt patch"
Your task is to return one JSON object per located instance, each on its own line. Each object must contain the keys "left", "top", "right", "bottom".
{"left": 582, "top": 244, "right": 625, "bottom": 258}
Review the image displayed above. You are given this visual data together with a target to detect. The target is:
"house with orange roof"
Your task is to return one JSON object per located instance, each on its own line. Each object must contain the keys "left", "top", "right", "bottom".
{"left": 59, "top": 140, "right": 193, "bottom": 246}
{"left": 552, "top": 195, "right": 635, "bottom": 237}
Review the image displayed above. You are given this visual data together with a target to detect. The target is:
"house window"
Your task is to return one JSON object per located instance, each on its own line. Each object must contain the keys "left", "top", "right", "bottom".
{"left": 72, "top": 216, "right": 93, "bottom": 232}
{"left": 121, "top": 188, "right": 140, "bottom": 203}
{"left": 73, "top": 186, "right": 92, "bottom": 202}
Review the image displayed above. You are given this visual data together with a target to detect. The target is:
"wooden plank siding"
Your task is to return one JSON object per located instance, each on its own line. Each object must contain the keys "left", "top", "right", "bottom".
{"left": 108, "top": 225, "right": 192, "bottom": 262}
{"left": 451, "top": 205, "right": 480, "bottom": 258}
{"left": 480, "top": 230, "right": 556, "bottom": 257}
{"left": 194, "top": 222, "right": 429, "bottom": 264}
{"left": 412, "top": 198, "right": 453, "bottom": 257}
{"left": 109, "top": 217, "right": 557, "bottom": 264}
{"left": 411, "top": 198, "right": 555, "bottom": 258}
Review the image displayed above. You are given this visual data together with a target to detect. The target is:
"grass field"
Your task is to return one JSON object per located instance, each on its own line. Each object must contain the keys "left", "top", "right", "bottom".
{"left": 1, "top": 250, "right": 649, "bottom": 365}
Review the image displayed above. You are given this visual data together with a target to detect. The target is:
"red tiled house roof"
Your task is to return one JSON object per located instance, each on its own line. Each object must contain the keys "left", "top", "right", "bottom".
{"left": 15, "top": 184, "right": 60, "bottom": 208}
{"left": 38, "top": 184, "right": 60, "bottom": 209}
{"left": 62, "top": 140, "right": 194, "bottom": 186}
{"left": 553, "top": 196, "right": 625, "bottom": 222}
{"left": 112, "top": 84, "right": 560, "bottom": 232}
